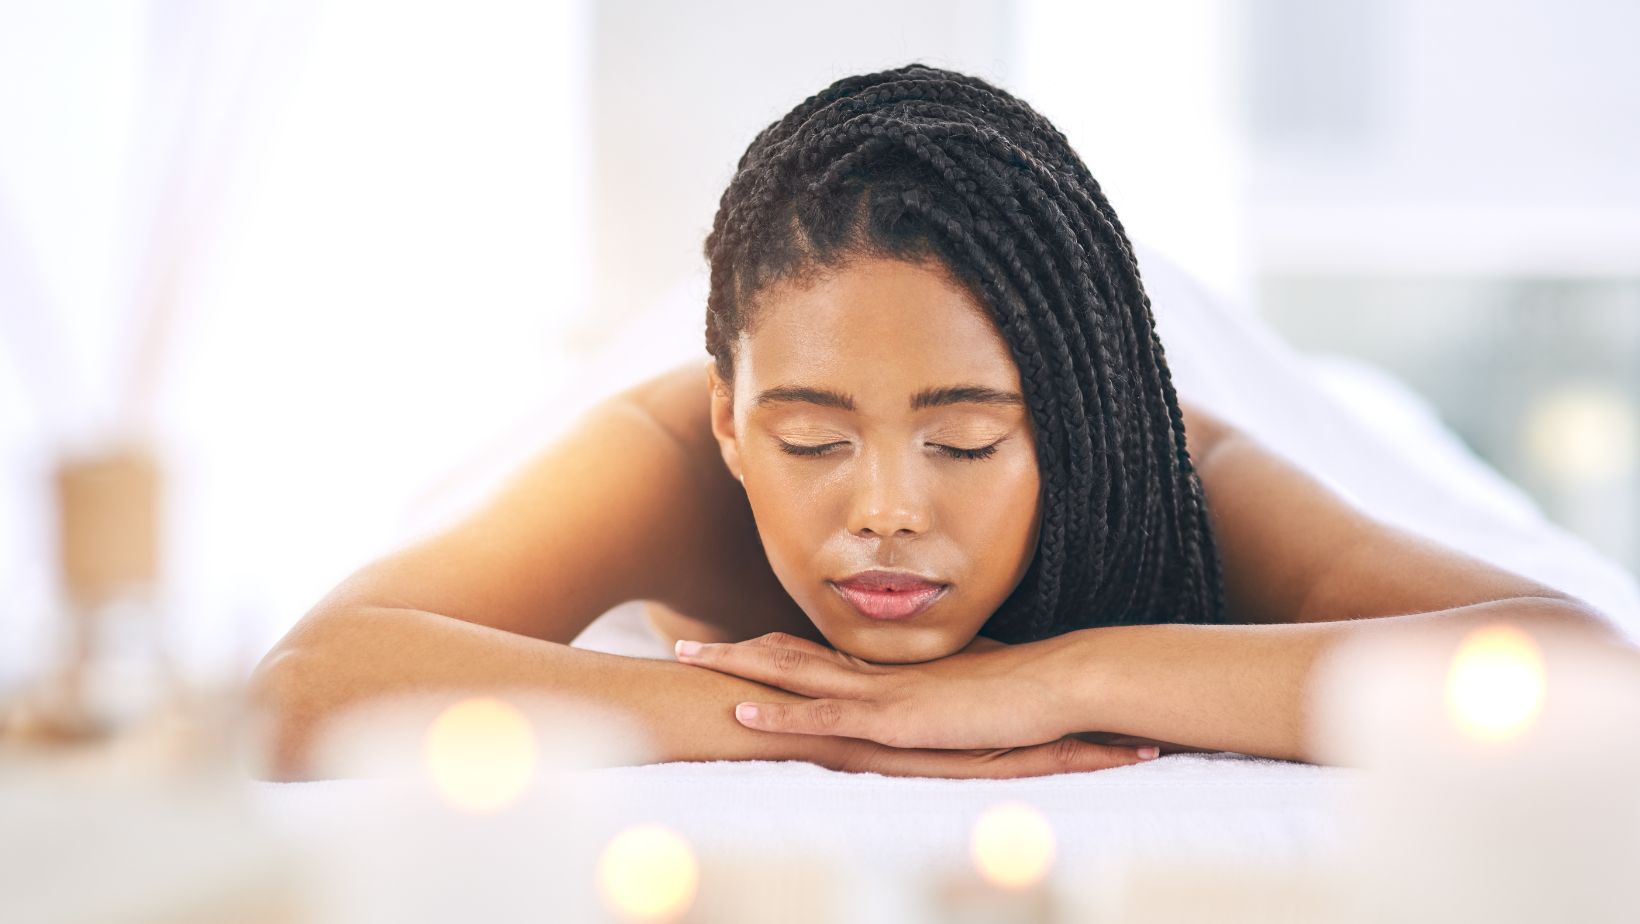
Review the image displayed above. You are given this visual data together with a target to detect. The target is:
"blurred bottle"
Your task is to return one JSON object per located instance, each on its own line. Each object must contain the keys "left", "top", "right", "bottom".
{"left": 0, "top": 441, "right": 237, "bottom": 778}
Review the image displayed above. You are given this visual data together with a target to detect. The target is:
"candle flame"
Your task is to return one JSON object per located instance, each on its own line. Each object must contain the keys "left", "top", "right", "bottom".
{"left": 597, "top": 824, "right": 699, "bottom": 922}
{"left": 421, "top": 696, "right": 538, "bottom": 813}
{"left": 970, "top": 800, "right": 1056, "bottom": 890}
{"left": 1444, "top": 623, "right": 1546, "bottom": 743}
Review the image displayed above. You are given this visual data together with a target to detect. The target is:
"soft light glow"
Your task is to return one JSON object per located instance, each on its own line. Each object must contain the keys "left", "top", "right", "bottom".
{"left": 596, "top": 824, "right": 699, "bottom": 923}
{"left": 1444, "top": 624, "right": 1546, "bottom": 743}
{"left": 1523, "top": 386, "right": 1639, "bottom": 481}
{"left": 970, "top": 800, "right": 1056, "bottom": 890}
{"left": 421, "top": 696, "right": 538, "bottom": 813}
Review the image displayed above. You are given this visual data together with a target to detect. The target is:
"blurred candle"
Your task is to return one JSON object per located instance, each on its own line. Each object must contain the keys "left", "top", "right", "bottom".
{"left": 1083, "top": 855, "right": 1342, "bottom": 923}
{"left": 1443, "top": 624, "right": 1545, "bottom": 742}
{"left": 680, "top": 849, "right": 844, "bottom": 924}
{"left": 1311, "top": 619, "right": 1640, "bottom": 923}
{"left": 422, "top": 695, "right": 538, "bottom": 813}
{"left": 292, "top": 690, "right": 655, "bottom": 923}
{"left": 929, "top": 800, "right": 1059, "bottom": 924}
{"left": 597, "top": 823, "right": 699, "bottom": 923}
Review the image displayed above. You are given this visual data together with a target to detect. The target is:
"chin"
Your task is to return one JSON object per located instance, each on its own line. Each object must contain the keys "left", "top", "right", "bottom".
{"left": 825, "top": 628, "right": 963, "bottom": 665}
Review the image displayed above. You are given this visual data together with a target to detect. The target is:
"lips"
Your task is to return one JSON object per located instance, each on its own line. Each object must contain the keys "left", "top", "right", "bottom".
{"left": 831, "top": 570, "right": 948, "bottom": 621}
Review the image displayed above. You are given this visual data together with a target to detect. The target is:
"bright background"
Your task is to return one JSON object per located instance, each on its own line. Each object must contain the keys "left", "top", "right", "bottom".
{"left": 2, "top": 0, "right": 1636, "bottom": 689}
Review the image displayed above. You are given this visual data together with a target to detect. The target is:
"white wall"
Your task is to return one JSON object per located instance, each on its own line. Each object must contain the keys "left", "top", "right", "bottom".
{"left": 1244, "top": 0, "right": 1640, "bottom": 275}
{"left": 1, "top": 0, "right": 594, "bottom": 683}
{"left": 582, "top": 0, "right": 1017, "bottom": 350}
{"left": 0, "top": 0, "right": 1024, "bottom": 686}
{"left": 1013, "top": 0, "right": 1254, "bottom": 310}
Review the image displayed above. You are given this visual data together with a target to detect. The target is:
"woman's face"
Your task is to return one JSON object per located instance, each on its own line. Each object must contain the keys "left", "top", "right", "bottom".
{"left": 708, "top": 255, "right": 1043, "bottom": 664}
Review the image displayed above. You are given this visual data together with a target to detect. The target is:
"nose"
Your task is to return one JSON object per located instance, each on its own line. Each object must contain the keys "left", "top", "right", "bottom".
{"left": 846, "top": 448, "right": 932, "bottom": 538}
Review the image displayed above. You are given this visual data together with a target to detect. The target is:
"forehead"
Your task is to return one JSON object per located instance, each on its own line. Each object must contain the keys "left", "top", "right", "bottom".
{"left": 737, "top": 256, "right": 1021, "bottom": 400}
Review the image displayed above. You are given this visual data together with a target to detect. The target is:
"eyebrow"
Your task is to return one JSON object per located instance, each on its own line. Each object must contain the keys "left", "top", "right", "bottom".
{"left": 753, "top": 383, "right": 1025, "bottom": 412}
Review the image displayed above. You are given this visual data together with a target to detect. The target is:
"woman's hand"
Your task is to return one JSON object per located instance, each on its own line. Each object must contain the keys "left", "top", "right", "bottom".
{"left": 672, "top": 630, "right": 1156, "bottom": 761}
{"left": 806, "top": 729, "right": 1155, "bottom": 779}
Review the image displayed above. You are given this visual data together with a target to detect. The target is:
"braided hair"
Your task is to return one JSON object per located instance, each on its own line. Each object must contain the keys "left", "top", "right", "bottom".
{"left": 702, "top": 62, "right": 1227, "bottom": 643}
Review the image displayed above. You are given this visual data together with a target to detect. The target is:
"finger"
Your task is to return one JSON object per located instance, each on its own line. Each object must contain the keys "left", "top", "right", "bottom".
{"left": 744, "top": 630, "right": 832, "bottom": 654}
{"left": 1018, "top": 736, "right": 1158, "bottom": 773}
{"left": 838, "top": 736, "right": 1153, "bottom": 779}
{"left": 733, "top": 698, "right": 880, "bottom": 739}
{"left": 675, "top": 639, "right": 874, "bottom": 699}
{"left": 744, "top": 631, "right": 883, "bottom": 673}
{"left": 1071, "top": 731, "right": 1188, "bottom": 753}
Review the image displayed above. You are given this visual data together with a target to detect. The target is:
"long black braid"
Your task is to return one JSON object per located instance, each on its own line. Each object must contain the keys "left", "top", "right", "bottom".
{"left": 703, "top": 62, "right": 1227, "bottom": 643}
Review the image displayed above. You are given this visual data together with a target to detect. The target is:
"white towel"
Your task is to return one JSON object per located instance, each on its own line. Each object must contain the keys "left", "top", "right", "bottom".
{"left": 251, "top": 751, "right": 1356, "bottom": 923}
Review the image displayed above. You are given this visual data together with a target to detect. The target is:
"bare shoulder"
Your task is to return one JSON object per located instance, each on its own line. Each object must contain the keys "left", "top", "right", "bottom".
{"left": 289, "top": 375, "right": 727, "bottom": 650}
{"left": 1175, "top": 396, "right": 1233, "bottom": 463}
{"left": 617, "top": 360, "right": 827, "bottom": 645}
{"left": 617, "top": 361, "right": 727, "bottom": 477}
{"left": 1176, "top": 397, "right": 1602, "bottom": 630}
{"left": 285, "top": 358, "right": 818, "bottom": 653}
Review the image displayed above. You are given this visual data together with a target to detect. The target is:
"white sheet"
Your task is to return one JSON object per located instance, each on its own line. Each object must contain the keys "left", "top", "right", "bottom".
{"left": 251, "top": 752, "right": 1353, "bottom": 923}
{"left": 1135, "top": 243, "right": 1640, "bottom": 640}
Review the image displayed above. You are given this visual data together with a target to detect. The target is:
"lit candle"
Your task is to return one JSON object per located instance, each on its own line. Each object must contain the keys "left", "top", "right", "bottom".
{"left": 928, "top": 799, "right": 1060, "bottom": 924}
{"left": 597, "top": 823, "right": 700, "bottom": 923}
{"left": 301, "top": 688, "right": 655, "bottom": 785}
{"left": 422, "top": 695, "right": 539, "bottom": 814}
{"left": 291, "top": 690, "right": 654, "bottom": 922}
{"left": 1310, "top": 619, "right": 1640, "bottom": 923}
{"left": 679, "top": 849, "right": 845, "bottom": 924}
{"left": 1067, "top": 854, "right": 1343, "bottom": 922}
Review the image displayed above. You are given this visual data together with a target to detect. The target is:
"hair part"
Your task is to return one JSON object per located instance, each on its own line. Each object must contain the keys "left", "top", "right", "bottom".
{"left": 702, "top": 61, "right": 1227, "bottom": 642}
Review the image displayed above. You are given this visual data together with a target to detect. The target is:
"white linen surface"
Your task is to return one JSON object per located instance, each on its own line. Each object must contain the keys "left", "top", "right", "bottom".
{"left": 248, "top": 240, "right": 1640, "bottom": 900}
{"left": 1134, "top": 242, "right": 1640, "bottom": 640}
{"left": 250, "top": 752, "right": 1352, "bottom": 923}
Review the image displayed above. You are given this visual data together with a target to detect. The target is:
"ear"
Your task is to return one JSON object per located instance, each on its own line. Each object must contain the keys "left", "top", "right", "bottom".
{"left": 705, "top": 360, "right": 745, "bottom": 484}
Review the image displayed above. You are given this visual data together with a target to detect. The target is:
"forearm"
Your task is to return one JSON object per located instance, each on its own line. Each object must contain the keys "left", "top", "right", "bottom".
{"left": 247, "top": 606, "right": 820, "bottom": 780}
{"left": 1044, "top": 596, "right": 1629, "bottom": 764}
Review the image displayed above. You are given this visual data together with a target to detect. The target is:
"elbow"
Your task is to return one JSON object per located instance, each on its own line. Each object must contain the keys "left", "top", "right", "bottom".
{"left": 244, "top": 642, "right": 330, "bottom": 782}
{"left": 1514, "top": 595, "right": 1635, "bottom": 650}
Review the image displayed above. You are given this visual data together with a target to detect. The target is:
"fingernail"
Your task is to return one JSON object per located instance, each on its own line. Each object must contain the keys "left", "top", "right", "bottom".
{"left": 736, "top": 703, "right": 759, "bottom": 723}
{"left": 1138, "top": 747, "right": 1160, "bottom": 760}
{"left": 675, "top": 640, "right": 702, "bottom": 658}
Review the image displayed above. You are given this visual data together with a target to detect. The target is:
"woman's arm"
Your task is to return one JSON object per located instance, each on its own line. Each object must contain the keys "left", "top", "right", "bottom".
{"left": 250, "top": 605, "right": 1154, "bottom": 780}
{"left": 247, "top": 604, "right": 829, "bottom": 780}
{"left": 1036, "top": 404, "right": 1632, "bottom": 763}
{"left": 247, "top": 388, "right": 834, "bottom": 780}
{"left": 1039, "top": 595, "right": 1628, "bottom": 764}
{"left": 663, "top": 598, "right": 1625, "bottom": 762}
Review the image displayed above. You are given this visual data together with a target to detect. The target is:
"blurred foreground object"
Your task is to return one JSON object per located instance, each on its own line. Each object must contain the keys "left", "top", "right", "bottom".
{"left": 2, "top": 442, "right": 181, "bottom": 753}
{"left": 927, "top": 800, "right": 1058, "bottom": 923}
{"left": 0, "top": 443, "right": 315, "bottom": 921}
{"left": 1311, "top": 619, "right": 1640, "bottom": 922}
{"left": 0, "top": 733, "right": 310, "bottom": 924}
{"left": 252, "top": 691, "right": 658, "bottom": 922}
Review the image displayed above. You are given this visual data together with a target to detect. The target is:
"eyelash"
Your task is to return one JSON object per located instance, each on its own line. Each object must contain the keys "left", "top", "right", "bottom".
{"left": 777, "top": 441, "right": 1001, "bottom": 462}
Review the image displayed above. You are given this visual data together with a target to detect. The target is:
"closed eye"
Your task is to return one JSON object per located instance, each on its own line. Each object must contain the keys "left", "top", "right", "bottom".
{"left": 776, "top": 441, "right": 844, "bottom": 458}
{"left": 776, "top": 441, "right": 1002, "bottom": 461}
{"left": 938, "top": 442, "right": 1000, "bottom": 461}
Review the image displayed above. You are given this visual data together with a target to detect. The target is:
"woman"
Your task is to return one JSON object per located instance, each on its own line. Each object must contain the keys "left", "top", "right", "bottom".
{"left": 250, "top": 63, "right": 1620, "bottom": 781}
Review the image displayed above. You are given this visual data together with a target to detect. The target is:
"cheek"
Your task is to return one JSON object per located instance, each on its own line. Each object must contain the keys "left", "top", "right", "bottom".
{"left": 741, "top": 473, "right": 833, "bottom": 583}
{"left": 949, "top": 457, "right": 1041, "bottom": 544}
